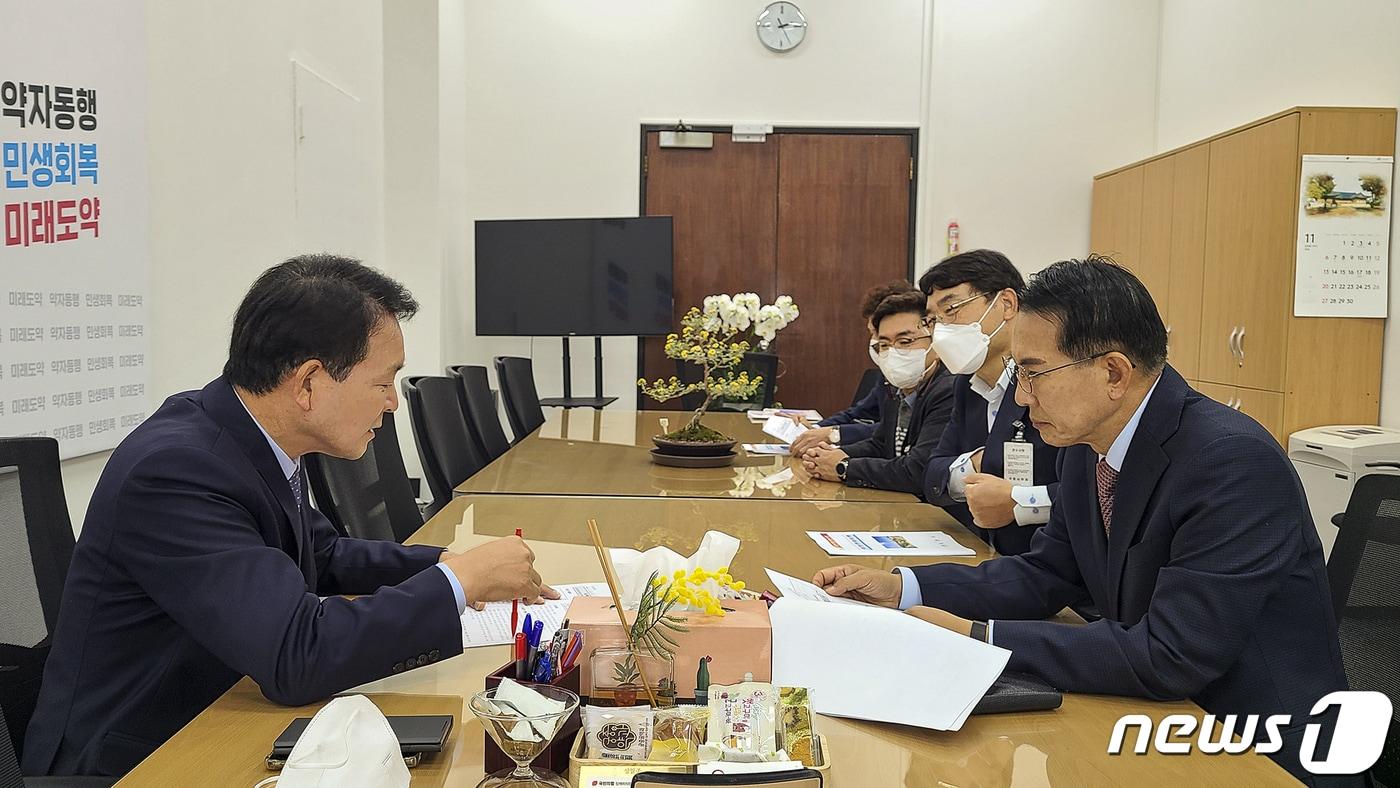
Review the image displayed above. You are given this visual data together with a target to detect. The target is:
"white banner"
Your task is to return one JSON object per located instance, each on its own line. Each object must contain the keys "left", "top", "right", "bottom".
{"left": 1294, "top": 154, "right": 1393, "bottom": 318}
{"left": 0, "top": 1, "right": 149, "bottom": 458}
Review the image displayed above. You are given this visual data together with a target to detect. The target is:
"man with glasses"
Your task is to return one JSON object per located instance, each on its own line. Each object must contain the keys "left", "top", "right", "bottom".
{"left": 919, "top": 250, "right": 1060, "bottom": 555}
{"left": 814, "top": 257, "right": 1349, "bottom": 785}
{"left": 800, "top": 289, "right": 954, "bottom": 496}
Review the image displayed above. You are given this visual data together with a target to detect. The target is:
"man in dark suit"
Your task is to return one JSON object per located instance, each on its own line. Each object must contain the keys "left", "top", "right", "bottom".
{"left": 815, "top": 258, "right": 1354, "bottom": 784}
{"left": 801, "top": 290, "right": 955, "bottom": 497}
{"left": 919, "top": 250, "right": 1060, "bottom": 556}
{"left": 24, "top": 255, "right": 552, "bottom": 778}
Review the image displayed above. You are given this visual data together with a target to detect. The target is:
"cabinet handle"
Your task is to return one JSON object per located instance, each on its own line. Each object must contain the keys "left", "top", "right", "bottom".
{"left": 1237, "top": 326, "right": 1245, "bottom": 366}
{"left": 1232, "top": 398, "right": 1242, "bottom": 411}
{"left": 1228, "top": 326, "right": 1240, "bottom": 361}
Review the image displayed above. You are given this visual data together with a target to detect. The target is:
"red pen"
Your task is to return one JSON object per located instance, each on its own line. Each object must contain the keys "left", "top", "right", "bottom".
{"left": 510, "top": 528, "right": 523, "bottom": 634}
{"left": 514, "top": 632, "right": 528, "bottom": 680}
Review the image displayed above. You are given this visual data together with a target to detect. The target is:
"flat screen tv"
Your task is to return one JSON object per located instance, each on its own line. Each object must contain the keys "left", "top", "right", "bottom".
{"left": 474, "top": 216, "right": 674, "bottom": 336}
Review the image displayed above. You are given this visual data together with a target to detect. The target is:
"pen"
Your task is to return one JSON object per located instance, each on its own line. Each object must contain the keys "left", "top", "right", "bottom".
{"left": 532, "top": 652, "right": 553, "bottom": 683}
{"left": 514, "top": 632, "right": 528, "bottom": 680}
{"left": 510, "top": 528, "right": 523, "bottom": 633}
{"left": 522, "top": 613, "right": 533, "bottom": 645}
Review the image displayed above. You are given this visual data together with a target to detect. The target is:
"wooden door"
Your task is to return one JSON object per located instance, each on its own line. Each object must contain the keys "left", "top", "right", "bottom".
{"left": 1165, "top": 144, "right": 1209, "bottom": 380}
{"left": 1136, "top": 157, "right": 1174, "bottom": 309}
{"left": 774, "top": 134, "right": 912, "bottom": 415}
{"left": 1199, "top": 113, "right": 1299, "bottom": 389}
{"left": 640, "top": 134, "right": 779, "bottom": 408}
{"left": 1089, "top": 166, "right": 1144, "bottom": 266}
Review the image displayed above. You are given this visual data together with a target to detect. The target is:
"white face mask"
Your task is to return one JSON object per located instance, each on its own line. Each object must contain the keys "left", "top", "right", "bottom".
{"left": 868, "top": 341, "right": 882, "bottom": 366}
{"left": 931, "top": 297, "right": 1006, "bottom": 375}
{"left": 256, "top": 695, "right": 410, "bottom": 788}
{"left": 875, "top": 346, "right": 929, "bottom": 390}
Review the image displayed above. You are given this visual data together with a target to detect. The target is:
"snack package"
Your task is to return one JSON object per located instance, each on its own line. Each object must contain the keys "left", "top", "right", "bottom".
{"left": 778, "top": 686, "right": 818, "bottom": 767}
{"left": 583, "top": 705, "right": 655, "bottom": 761}
{"left": 649, "top": 705, "right": 710, "bottom": 763}
{"left": 706, "top": 681, "right": 777, "bottom": 756}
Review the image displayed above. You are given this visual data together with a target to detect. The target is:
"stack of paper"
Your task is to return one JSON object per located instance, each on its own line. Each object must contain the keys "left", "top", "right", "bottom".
{"left": 761, "top": 415, "right": 807, "bottom": 445}
{"left": 460, "top": 582, "right": 609, "bottom": 648}
{"left": 742, "top": 443, "right": 792, "bottom": 456}
{"left": 747, "top": 408, "right": 822, "bottom": 423}
{"left": 769, "top": 597, "right": 1010, "bottom": 731}
{"left": 806, "top": 530, "right": 976, "bottom": 557}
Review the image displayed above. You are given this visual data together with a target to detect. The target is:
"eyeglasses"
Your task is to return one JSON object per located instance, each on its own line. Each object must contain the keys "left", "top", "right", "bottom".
{"left": 1004, "top": 351, "right": 1115, "bottom": 394}
{"left": 931, "top": 292, "right": 992, "bottom": 325}
{"left": 870, "top": 331, "right": 933, "bottom": 356}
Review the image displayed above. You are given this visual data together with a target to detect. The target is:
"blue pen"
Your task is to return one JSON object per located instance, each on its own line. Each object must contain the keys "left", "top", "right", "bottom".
{"left": 531, "top": 619, "right": 544, "bottom": 648}
{"left": 532, "top": 651, "right": 553, "bottom": 683}
{"left": 522, "top": 613, "right": 533, "bottom": 638}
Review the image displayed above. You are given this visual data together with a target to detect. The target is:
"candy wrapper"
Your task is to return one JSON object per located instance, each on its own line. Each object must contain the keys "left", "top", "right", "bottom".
{"left": 649, "top": 705, "right": 710, "bottom": 763}
{"left": 583, "top": 705, "right": 654, "bottom": 761}
{"left": 706, "top": 681, "right": 777, "bottom": 757}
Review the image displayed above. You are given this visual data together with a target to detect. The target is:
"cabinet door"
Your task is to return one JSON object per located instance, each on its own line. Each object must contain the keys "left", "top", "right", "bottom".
{"left": 1234, "top": 386, "right": 1285, "bottom": 445}
{"left": 1199, "top": 114, "right": 1299, "bottom": 389}
{"left": 1165, "top": 145, "right": 1209, "bottom": 380}
{"left": 1090, "top": 166, "right": 1144, "bottom": 266}
{"left": 1194, "top": 381, "right": 1236, "bottom": 408}
{"left": 1136, "top": 157, "right": 1174, "bottom": 311}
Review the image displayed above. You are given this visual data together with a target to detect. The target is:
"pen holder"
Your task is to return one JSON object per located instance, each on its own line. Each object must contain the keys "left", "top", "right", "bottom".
{"left": 483, "top": 660, "right": 582, "bottom": 775}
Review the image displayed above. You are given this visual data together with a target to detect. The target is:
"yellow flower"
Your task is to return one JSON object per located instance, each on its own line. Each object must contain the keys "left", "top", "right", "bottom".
{"left": 716, "top": 566, "right": 729, "bottom": 575}
{"left": 673, "top": 569, "right": 685, "bottom": 580}
{"left": 732, "top": 581, "right": 746, "bottom": 591}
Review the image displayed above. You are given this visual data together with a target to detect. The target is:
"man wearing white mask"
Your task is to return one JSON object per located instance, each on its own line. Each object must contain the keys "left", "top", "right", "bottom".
{"left": 919, "top": 250, "right": 1060, "bottom": 556}
{"left": 802, "top": 289, "right": 954, "bottom": 495}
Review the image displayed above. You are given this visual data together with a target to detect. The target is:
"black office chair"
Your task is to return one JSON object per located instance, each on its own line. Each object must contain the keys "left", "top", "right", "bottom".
{"left": 1327, "top": 473, "right": 1400, "bottom": 788}
{"left": 0, "top": 438, "right": 77, "bottom": 767}
{"left": 851, "top": 368, "right": 883, "bottom": 407}
{"left": 446, "top": 364, "right": 511, "bottom": 464}
{"left": 402, "top": 376, "right": 488, "bottom": 515}
{"left": 676, "top": 351, "right": 780, "bottom": 413}
{"left": 303, "top": 411, "right": 424, "bottom": 543}
{"left": 493, "top": 357, "right": 547, "bottom": 442}
{"left": 1, "top": 704, "right": 113, "bottom": 787}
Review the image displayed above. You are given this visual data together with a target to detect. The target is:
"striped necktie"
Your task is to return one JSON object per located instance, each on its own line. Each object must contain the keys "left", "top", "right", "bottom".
{"left": 1095, "top": 459, "right": 1118, "bottom": 534}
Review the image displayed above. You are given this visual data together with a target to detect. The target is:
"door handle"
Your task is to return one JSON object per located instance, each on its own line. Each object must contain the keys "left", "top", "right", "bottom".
{"left": 1236, "top": 326, "right": 1244, "bottom": 366}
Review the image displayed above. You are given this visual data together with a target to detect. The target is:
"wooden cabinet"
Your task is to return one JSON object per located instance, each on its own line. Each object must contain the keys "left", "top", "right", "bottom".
{"left": 1092, "top": 107, "right": 1394, "bottom": 445}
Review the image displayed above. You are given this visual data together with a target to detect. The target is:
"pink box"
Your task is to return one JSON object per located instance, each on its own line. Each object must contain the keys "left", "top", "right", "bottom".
{"left": 565, "top": 596, "right": 772, "bottom": 699}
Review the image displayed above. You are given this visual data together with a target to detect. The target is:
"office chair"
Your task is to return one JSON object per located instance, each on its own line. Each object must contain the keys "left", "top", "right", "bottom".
{"left": 0, "top": 438, "right": 77, "bottom": 768}
{"left": 0, "top": 704, "right": 113, "bottom": 787}
{"left": 445, "top": 365, "right": 511, "bottom": 464}
{"left": 1327, "top": 473, "right": 1400, "bottom": 787}
{"left": 493, "top": 357, "right": 547, "bottom": 442}
{"left": 402, "top": 376, "right": 488, "bottom": 514}
{"left": 303, "top": 411, "right": 423, "bottom": 543}
{"left": 851, "top": 368, "right": 883, "bottom": 407}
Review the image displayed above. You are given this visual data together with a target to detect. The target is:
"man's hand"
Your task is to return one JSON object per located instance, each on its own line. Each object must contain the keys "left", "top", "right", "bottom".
{"left": 441, "top": 536, "right": 542, "bottom": 605}
{"left": 789, "top": 426, "right": 834, "bottom": 457}
{"left": 905, "top": 605, "right": 974, "bottom": 637}
{"left": 801, "top": 443, "right": 848, "bottom": 482}
{"left": 964, "top": 472, "right": 1015, "bottom": 529}
{"left": 812, "top": 564, "right": 902, "bottom": 608}
{"left": 786, "top": 414, "right": 814, "bottom": 428}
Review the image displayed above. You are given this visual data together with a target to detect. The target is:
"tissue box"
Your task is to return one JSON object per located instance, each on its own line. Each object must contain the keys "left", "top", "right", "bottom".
{"left": 565, "top": 596, "right": 772, "bottom": 699}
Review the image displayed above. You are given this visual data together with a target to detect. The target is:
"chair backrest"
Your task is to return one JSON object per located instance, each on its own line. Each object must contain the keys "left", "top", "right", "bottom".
{"left": 1327, "top": 472, "right": 1400, "bottom": 787}
{"left": 0, "top": 437, "right": 75, "bottom": 761}
{"left": 447, "top": 364, "right": 511, "bottom": 463}
{"left": 303, "top": 411, "right": 423, "bottom": 543}
{"left": 402, "top": 375, "right": 488, "bottom": 513}
{"left": 851, "top": 367, "right": 883, "bottom": 408}
{"left": 493, "top": 356, "right": 546, "bottom": 441}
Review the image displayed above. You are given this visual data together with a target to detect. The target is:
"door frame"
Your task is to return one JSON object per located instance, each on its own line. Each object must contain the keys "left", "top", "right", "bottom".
{"left": 635, "top": 124, "right": 921, "bottom": 408}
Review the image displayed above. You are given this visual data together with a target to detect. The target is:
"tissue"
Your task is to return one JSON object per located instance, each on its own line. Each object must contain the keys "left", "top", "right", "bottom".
{"left": 609, "top": 530, "right": 741, "bottom": 608}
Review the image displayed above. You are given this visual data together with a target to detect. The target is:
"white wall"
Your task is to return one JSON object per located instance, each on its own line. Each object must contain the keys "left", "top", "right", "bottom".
{"left": 1154, "top": 0, "right": 1400, "bottom": 423}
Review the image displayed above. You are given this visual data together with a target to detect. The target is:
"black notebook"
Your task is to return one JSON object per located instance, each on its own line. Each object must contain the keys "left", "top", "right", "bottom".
{"left": 971, "top": 670, "right": 1063, "bottom": 715}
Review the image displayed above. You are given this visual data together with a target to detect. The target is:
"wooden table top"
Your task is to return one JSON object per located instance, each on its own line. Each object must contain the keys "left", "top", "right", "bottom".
{"left": 455, "top": 410, "right": 917, "bottom": 503}
{"left": 117, "top": 495, "right": 1293, "bottom": 787}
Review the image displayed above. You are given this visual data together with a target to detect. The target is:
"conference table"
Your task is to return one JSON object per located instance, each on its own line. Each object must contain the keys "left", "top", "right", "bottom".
{"left": 117, "top": 491, "right": 1294, "bottom": 786}
{"left": 456, "top": 409, "right": 918, "bottom": 503}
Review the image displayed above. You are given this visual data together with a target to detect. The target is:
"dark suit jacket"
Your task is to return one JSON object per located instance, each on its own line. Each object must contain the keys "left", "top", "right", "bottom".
{"left": 908, "top": 367, "right": 1350, "bottom": 784}
{"left": 841, "top": 365, "right": 956, "bottom": 497}
{"left": 818, "top": 370, "right": 884, "bottom": 445}
{"left": 923, "top": 374, "right": 1060, "bottom": 555}
{"left": 24, "top": 378, "right": 464, "bottom": 777}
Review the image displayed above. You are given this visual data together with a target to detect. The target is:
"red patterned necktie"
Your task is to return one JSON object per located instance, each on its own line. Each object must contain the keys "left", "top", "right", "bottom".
{"left": 1095, "top": 459, "right": 1118, "bottom": 534}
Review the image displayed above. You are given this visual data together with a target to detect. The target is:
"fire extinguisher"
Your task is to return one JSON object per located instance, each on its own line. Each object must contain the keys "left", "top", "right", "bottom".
{"left": 946, "top": 220, "right": 960, "bottom": 256}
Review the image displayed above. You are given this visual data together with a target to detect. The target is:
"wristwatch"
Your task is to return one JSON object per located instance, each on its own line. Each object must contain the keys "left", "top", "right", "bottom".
{"left": 970, "top": 621, "right": 989, "bottom": 643}
{"left": 829, "top": 426, "right": 841, "bottom": 445}
{"left": 835, "top": 458, "right": 849, "bottom": 481}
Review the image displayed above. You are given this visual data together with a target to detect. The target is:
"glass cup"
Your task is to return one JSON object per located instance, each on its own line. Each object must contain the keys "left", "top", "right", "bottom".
{"left": 469, "top": 685, "right": 580, "bottom": 788}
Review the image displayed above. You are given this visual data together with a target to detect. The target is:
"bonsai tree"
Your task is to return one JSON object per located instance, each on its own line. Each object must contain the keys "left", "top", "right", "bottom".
{"left": 638, "top": 293, "right": 799, "bottom": 442}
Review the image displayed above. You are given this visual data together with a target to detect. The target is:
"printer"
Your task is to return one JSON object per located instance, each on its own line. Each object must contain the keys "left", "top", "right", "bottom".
{"left": 1288, "top": 425, "right": 1400, "bottom": 558}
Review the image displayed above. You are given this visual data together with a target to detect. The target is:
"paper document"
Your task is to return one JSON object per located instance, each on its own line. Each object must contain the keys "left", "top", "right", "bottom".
{"left": 807, "top": 530, "right": 975, "bottom": 557}
{"left": 762, "top": 415, "right": 807, "bottom": 445}
{"left": 747, "top": 408, "right": 822, "bottom": 423}
{"left": 460, "top": 582, "right": 609, "bottom": 649}
{"left": 765, "top": 568, "right": 868, "bottom": 606}
{"left": 770, "top": 598, "right": 1010, "bottom": 731}
{"left": 743, "top": 443, "right": 791, "bottom": 456}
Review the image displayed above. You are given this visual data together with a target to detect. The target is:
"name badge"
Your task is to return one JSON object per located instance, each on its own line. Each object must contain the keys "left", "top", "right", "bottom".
{"left": 1003, "top": 423, "right": 1034, "bottom": 487}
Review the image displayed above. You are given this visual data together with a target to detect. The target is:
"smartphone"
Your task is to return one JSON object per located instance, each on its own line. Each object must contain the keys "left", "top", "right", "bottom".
{"left": 269, "top": 714, "right": 452, "bottom": 759}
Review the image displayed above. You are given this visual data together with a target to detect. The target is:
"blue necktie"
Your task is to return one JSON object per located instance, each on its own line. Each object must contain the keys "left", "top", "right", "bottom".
{"left": 288, "top": 468, "right": 303, "bottom": 511}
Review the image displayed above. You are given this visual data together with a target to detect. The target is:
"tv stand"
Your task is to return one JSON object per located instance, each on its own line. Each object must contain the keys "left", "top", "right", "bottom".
{"left": 539, "top": 336, "right": 617, "bottom": 410}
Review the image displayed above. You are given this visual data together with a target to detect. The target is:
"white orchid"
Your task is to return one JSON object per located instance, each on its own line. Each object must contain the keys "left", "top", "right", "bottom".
{"left": 774, "top": 295, "right": 799, "bottom": 324}
{"left": 733, "top": 292, "right": 762, "bottom": 321}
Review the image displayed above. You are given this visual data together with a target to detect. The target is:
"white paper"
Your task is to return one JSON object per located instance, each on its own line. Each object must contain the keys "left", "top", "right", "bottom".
{"left": 770, "top": 598, "right": 1010, "bottom": 731}
{"left": 459, "top": 583, "right": 609, "bottom": 648}
{"left": 806, "top": 530, "right": 975, "bottom": 557}
{"left": 743, "top": 443, "right": 791, "bottom": 456}
{"left": 765, "top": 568, "right": 868, "bottom": 606}
{"left": 697, "top": 760, "right": 808, "bottom": 774}
{"left": 762, "top": 415, "right": 807, "bottom": 445}
{"left": 747, "top": 408, "right": 822, "bottom": 423}
{"left": 1294, "top": 154, "right": 1392, "bottom": 317}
